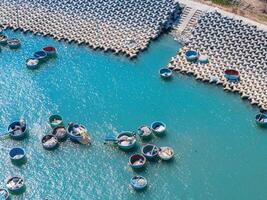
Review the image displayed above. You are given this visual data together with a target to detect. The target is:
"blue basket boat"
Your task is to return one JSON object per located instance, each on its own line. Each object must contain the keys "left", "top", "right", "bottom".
{"left": 52, "top": 126, "right": 67, "bottom": 141}
{"left": 49, "top": 114, "right": 64, "bottom": 128}
{"left": 255, "top": 113, "right": 267, "bottom": 127}
{"left": 0, "top": 188, "right": 9, "bottom": 200}
{"left": 151, "top": 121, "right": 166, "bottom": 135}
{"left": 6, "top": 176, "right": 25, "bottom": 195}
{"left": 185, "top": 50, "right": 199, "bottom": 62}
{"left": 224, "top": 69, "right": 240, "bottom": 81}
{"left": 137, "top": 125, "right": 153, "bottom": 140}
{"left": 33, "top": 50, "right": 47, "bottom": 62}
{"left": 159, "top": 68, "right": 172, "bottom": 79}
{"left": 158, "top": 146, "right": 174, "bottom": 161}
{"left": 42, "top": 135, "right": 59, "bottom": 150}
{"left": 116, "top": 131, "right": 137, "bottom": 150}
{"left": 141, "top": 144, "right": 159, "bottom": 159}
{"left": 43, "top": 46, "right": 56, "bottom": 57}
{"left": 130, "top": 176, "right": 147, "bottom": 190}
{"left": 129, "top": 154, "right": 146, "bottom": 169}
{"left": 8, "top": 120, "right": 28, "bottom": 140}
{"left": 7, "top": 38, "right": 21, "bottom": 49}
{"left": 26, "top": 58, "right": 39, "bottom": 70}
{"left": 0, "top": 34, "right": 7, "bottom": 45}
{"left": 67, "top": 123, "right": 91, "bottom": 144}
{"left": 9, "top": 147, "right": 26, "bottom": 165}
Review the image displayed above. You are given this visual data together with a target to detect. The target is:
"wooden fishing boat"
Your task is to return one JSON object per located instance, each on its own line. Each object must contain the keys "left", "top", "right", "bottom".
{"left": 8, "top": 119, "right": 28, "bottom": 140}
{"left": 116, "top": 131, "right": 136, "bottom": 150}
{"left": 130, "top": 176, "right": 147, "bottom": 190}
{"left": 42, "top": 135, "right": 59, "bottom": 150}
{"left": 141, "top": 144, "right": 159, "bottom": 159}
{"left": 158, "top": 146, "right": 174, "bottom": 161}
{"left": 185, "top": 50, "right": 199, "bottom": 62}
{"left": 33, "top": 50, "right": 47, "bottom": 62}
{"left": 129, "top": 154, "right": 146, "bottom": 169}
{"left": 7, "top": 38, "right": 21, "bottom": 49}
{"left": 43, "top": 46, "right": 56, "bottom": 57}
{"left": 0, "top": 34, "right": 7, "bottom": 45}
{"left": 9, "top": 147, "right": 26, "bottom": 165}
{"left": 0, "top": 188, "right": 10, "bottom": 200}
{"left": 255, "top": 113, "right": 267, "bottom": 127}
{"left": 6, "top": 176, "right": 25, "bottom": 194}
{"left": 52, "top": 126, "right": 67, "bottom": 141}
{"left": 49, "top": 114, "right": 64, "bottom": 128}
{"left": 137, "top": 125, "right": 152, "bottom": 140}
{"left": 151, "top": 121, "right": 166, "bottom": 135}
{"left": 224, "top": 69, "right": 240, "bottom": 81}
{"left": 26, "top": 58, "right": 39, "bottom": 70}
{"left": 67, "top": 123, "right": 91, "bottom": 144}
{"left": 159, "top": 68, "right": 172, "bottom": 79}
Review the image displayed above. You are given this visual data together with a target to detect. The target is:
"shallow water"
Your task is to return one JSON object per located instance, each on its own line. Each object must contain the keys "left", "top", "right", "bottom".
{"left": 0, "top": 30, "right": 266, "bottom": 200}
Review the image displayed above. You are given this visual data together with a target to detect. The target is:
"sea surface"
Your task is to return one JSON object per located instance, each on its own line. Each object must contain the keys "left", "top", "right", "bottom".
{"left": 0, "top": 30, "right": 266, "bottom": 200}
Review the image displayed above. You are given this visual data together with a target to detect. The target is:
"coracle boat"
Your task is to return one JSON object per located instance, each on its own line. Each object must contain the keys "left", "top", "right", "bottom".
{"left": 8, "top": 119, "right": 28, "bottom": 140}
{"left": 43, "top": 46, "right": 56, "bottom": 57}
{"left": 224, "top": 69, "right": 240, "bottom": 81}
{"left": 185, "top": 50, "right": 199, "bottom": 62}
{"left": 26, "top": 58, "right": 39, "bottom": 70}
{"left": 141, "top": 144, "right": 159, "bottom": 159}
{"left": 7, "top": 38, "right": 21, "bottom": 49}
{"left": 0, "top": 188, "right": 9, "bottom": 200}
{"left": 130, "top": 176, "right": 147, "bottom": 190}
{"left": 159, "top": 68, "right": 172, "bottom": 79}
{"left": 6, "top": 176, "right": 25, "bottom": 194}
{"left": 116, "top": 131, "right": 136, "bottom": 150}
{"left": 67, "top": 123, "right": 91, "bottom": 144}
{"left": 255, "top": 113, "right": 267, "bottom": 127}
{"left": 129, "top": 154, "right": 146, "bottom": 169}
{"left": 158, "top": 146, "right": 174, "bottom": 161}
{"left": 9, "top": 147, "right": 26, "bottom": 165}
{"left": 33, "top": 50, "right": 47, "bottom": 62}
{"left": 137, "top": 126, "right": 153, "bottom": 140}
{"left": 52, "top": 126, "right": 67, "bottom": 141}
{"left": 49, "top": 114, "right": 64, "bottom": 128}
{"left": 42, "top": 135, "right": 59, "bottom": 150}
{"left": 151, "top": 121, "right": 166, "bottom": 136}
{"left": 0, "top": 34, "right": 7, "bottom": 45}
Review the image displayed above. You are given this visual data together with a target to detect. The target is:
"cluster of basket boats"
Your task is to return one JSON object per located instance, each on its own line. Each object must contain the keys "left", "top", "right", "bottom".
{"left": 105, "top": 121, "right": 174, "bottom": 190}
{"left": 0, "top": 31, "right": 21, "bottom": 49}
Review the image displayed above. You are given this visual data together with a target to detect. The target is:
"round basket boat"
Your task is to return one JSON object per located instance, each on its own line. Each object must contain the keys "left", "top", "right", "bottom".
{"left": 137, "top": 125, "right": 153, "bottom": 140}
{"left": 224, "top": 69, "right": 240, "bottom": 81}
{"left": 9, "top": 147, "right": 26, "bottom": 165}
{"left": 116, "top": 131, "right": 136, "bottom": 150}
{"left": 159, "top": 68, "right": 172, "bottom": 79}
{"left": 0, "top": 188, "right": 10, "bottom": 200}
{"left": 67, "top": 123, "right": 91, "bottom": 145}
{"left": 151, "top": 121, "right": 166, "bottom": 136}
{"left": 129, "top": 154, "right": 146, "bottom": 169}
{"left": 198, "top": 55, "right": 209, "bottom": 64}
{"left": 0, "top": 34, "right": 7, "bottom": 45}
{"left": 49, "top": 114, "right": 63, "bottom": 128}
{"left": 52, "top": 126, "right": 67, "bottom": 141}
{"left": 33, "top": 50, "right": 47, "bottom": 62}
{"left": 7, "top": 38, "right": 21, "bottom": 49}
{"left": 8, "top": 120, "right": 28, "bottom": 140}
{"left": 26, "top": 58, "right": 39, "bottom": 70}
{"left": 141, "top": 144, "right": 159, "bottom": 159}
{"left": 255, "top": 113, "right": 267, "bottom": 127}
{"left": 43, "top": 46, "right": 56, "bottom": 57}
{"left": 130, "top": 176, "right": 147, "bottom": 190}
{"left": 6, "top": 176, "right": 25, "bottom": 195}
{"left": 185, "top": 50, "right": 199, "bottom": 62}
{"left": 158, "top": 146, "right": 174, "bottom": 161}
{"left": 42, "top": 135, "right": 59, "bottom": 150}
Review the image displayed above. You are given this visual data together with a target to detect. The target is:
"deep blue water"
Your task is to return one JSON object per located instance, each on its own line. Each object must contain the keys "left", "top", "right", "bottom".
{"left": 0, "top": 30, "right": 266, "bottom": 200}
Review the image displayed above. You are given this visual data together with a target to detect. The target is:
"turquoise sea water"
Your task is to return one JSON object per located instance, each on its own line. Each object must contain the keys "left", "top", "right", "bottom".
{"left": 0, "top": 30, "right": 266, "bottom": 200}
